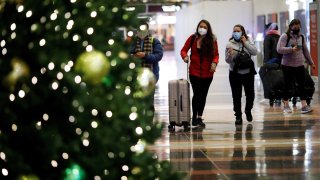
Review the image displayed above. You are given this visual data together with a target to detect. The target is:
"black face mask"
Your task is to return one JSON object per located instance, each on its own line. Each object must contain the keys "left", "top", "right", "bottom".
{"left": 292, "top": 29, "right": 300, "bottom": 35}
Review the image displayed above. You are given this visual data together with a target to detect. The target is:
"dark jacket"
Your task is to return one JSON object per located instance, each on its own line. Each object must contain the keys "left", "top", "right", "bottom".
{"left": 264, "top": 33, "right": 281, "bottom": 63}
{"left": 130, "top": 36, "right": 163, "bottom": 81}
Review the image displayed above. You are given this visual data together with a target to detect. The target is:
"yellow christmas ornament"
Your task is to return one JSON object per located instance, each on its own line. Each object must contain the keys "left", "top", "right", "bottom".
{"left": 134, "top": 67, "right": 156, "bottom": 98}
{"left": 17, "top": 174, "right": 40, "bottom": 180}
{"left": 3, "top": 57, "right": 30, "bottom": 91}
{"left": 75, "top": 50, "right": 110, "bottom": 85}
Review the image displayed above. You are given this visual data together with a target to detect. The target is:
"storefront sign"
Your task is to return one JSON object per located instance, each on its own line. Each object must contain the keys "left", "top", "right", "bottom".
{"left": 309, "top": 2, "right": 319, "bottom": 77}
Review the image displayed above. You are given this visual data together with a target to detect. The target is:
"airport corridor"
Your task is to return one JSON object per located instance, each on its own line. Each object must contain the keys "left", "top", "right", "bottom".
{"left": 148, "top": 51, "right": 320, "bottom": 180}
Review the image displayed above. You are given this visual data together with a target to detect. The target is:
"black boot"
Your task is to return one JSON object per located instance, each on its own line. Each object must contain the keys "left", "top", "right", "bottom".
{"left": 197, "top": 118, "right": 206, "bottom": 127}
{"left": 192, "top": 116, "right": 198, "bottom": 126}
{"left": 245, "top": 111, "right": 253, "bottom": 122}
{"left": 235, "top": 116, "right": 242, "bottom": 125}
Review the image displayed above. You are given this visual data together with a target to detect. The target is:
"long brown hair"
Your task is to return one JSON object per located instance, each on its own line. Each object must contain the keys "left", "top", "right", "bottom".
{"left": 195, "top": 19, "right": 216, "bottom": 60}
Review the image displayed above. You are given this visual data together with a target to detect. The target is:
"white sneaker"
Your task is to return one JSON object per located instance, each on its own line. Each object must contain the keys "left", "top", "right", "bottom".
{"left": 259, "top": 99, "right": 269, "bottom": 105}
{"left": 283, "top": 106, "right": 292, "bottom": 113}
{"left": 301, "top": 105, "right": 312, "bottom": 114}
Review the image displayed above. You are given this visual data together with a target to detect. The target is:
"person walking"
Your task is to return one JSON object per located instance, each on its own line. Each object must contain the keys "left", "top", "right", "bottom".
{"left": 276, "top": 18, "right": 315, "bottom": 114}
{"left": 130, "top": 22, "right": 163, "bottom": 111}
{"left": 225, "top": 24, "right": 257, "bottom": 125}
{"left": 264, "top": 23, "right": 282, "bottom": 65}
{"left": 259, "top": 22, "right": 282, "bottom": 106}
{"left": 180, "top": 19, "right": 219, "bottom": 127}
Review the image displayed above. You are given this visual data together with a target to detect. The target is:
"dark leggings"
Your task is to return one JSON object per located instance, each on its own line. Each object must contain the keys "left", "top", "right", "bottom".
{"left": 189, "top": 75, "right": 213, "bottom": 118}
{"left": 282, "top": 65, "right": 306, "bottom": 101}
{"left": 229, "top": 71, "right": 255, "bottom": 117}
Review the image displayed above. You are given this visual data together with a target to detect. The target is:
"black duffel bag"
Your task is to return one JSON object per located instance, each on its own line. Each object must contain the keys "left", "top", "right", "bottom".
{"left": 234, "top": 47, "right": 253, "bottom": 71}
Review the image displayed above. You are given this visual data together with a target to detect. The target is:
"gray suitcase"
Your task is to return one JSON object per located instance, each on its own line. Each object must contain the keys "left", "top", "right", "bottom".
{"left": 168, "top": 79, "right": 190, "bottom": 131}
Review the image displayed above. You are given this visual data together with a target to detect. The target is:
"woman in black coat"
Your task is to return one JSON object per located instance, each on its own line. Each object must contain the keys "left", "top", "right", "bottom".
{"left": 259, "top": 23, "right": 282, "bottom": 106}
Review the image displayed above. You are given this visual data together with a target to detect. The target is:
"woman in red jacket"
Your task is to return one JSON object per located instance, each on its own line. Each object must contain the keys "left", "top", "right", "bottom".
{"left": 180, "top": 19, "right": 219, "bottom": 127}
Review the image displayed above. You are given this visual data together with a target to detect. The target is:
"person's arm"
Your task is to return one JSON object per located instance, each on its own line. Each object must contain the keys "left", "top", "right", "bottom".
{"left": 243, "top": 37, "right": 257, "bottom": 55}
{"left": 277, "top": 34, "right": 293, "bottom": 54}
{"left": 144, "top": 38, "right": 163, "bottom": 63}
{"left": 225, "top": 41, "right": 236, "bottom": 64}
{"left": 210, "top": 40, "right": 219, "bottom": 72}
{"left": 180, "top": 35, "right": 193, "bottom": 60}
{"left": 212, "top": 40, "right": 219, "bottom": 65}
{"left": 301, "top": 35, "right": 314, "bottom": 66}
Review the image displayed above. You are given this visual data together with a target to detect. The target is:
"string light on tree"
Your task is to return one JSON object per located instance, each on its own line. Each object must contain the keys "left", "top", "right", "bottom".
{"left": 0, "top": 1, "right": 182, "bottom": 179}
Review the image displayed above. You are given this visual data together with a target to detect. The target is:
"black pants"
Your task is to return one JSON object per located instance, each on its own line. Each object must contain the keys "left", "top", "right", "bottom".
{"left": 282, "top": 65, "right": 306, "bottom": 101}
{"left": 189, "top": 75, "right": 213, "bottom": 119}
{"left": 229, "top": 71, "right": 255, "bottom": 117}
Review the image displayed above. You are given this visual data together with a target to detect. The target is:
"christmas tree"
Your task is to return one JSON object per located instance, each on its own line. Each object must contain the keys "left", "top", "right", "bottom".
{"left": 0, "top": 0, "right": 182, "bottom": 179}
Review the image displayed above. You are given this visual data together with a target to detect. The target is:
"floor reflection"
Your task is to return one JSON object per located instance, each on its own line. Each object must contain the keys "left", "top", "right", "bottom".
{"left": 229, "top": 124, "right": 257, "bottom": 179}
{"left": 149, "top": 51, "right": 320, "bottom": 179}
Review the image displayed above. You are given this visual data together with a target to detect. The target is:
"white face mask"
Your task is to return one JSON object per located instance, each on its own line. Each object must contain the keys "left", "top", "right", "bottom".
{"left": 137, "top": 30, "right": 148, "bottom": 39}
{"left": 198, "top": 27, "right": 207, "bottom": 36}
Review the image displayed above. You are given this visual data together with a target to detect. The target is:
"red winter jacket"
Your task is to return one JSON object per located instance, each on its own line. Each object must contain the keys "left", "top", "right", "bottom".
{"left": 180, "top": 34, "right": 219, "bottom": 78}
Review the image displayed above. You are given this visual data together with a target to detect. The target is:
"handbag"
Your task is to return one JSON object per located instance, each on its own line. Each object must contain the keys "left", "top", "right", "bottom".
{"left": 234, "top": 46, "right": 253, "bottom": 71}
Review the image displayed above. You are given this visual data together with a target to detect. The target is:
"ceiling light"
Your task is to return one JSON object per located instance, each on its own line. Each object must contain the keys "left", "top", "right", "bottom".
{"left": 162, "top": 5, "right": 180, "bottom": 12}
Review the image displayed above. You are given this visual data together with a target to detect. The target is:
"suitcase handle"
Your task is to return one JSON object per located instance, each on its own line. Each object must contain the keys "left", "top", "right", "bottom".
{"left": 180, "top": 94, "right": 183, "bottom": 112}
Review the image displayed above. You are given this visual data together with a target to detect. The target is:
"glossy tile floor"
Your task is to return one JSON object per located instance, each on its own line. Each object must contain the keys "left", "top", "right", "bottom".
{"left": 149, "top": 51, "right": 320, "bottom": 180}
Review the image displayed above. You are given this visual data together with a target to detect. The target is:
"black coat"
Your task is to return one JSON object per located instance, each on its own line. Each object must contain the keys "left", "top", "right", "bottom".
{"left": 263, "top": 34, "right": 282, "bottom": 63}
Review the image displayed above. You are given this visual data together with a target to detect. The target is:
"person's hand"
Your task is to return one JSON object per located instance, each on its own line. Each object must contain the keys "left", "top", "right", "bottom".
{"left": 227, "top": 48, "right": 235, "bottom": 56}
{"left": 183, "top": 56, "right": 189, "bottom": 63}
{"left": 135, "top": 52, "right": 146, "bottom": 58}
{"left": 292, "top": 46, "right": 299, "bottom": 53}
{"left": 311, "top": 64, "right": 316, "bottom": 69}
{"left": 240, "top": 35, "right": 247, "bottom": 43}
{"left": 210, "top": 63, "right": 217, "bottom": 72}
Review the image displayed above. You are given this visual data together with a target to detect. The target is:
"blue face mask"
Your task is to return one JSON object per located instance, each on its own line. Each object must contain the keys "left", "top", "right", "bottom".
{"left": 233, "top": 32, "right": 242, "bottom": 41}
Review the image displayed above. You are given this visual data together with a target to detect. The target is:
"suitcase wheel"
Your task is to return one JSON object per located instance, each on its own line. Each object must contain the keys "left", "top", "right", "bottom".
{"left": 182, "top": 122, "right": 190, "bottom": 132}
{"left": 183, "top": 125, "right": 190, "bottom": 132}
{"left": 168, "top": 124, "right": 175, "bottom": 132}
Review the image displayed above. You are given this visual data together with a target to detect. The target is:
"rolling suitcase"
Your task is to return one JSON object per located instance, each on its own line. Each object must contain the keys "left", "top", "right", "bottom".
{"left": 168, "top": 79, "right": 190, "bottom": 131}
{"left": 291, "top": 69, "right": 315, "bottom": 106}
{"left": 267, "top": 68, "right": 285, "bottom": 106}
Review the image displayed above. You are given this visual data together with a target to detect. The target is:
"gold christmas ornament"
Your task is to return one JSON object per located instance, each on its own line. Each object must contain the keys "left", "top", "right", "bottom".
{"left": 75, "top": 50, "right": 110, "bottom": 85}
{"left": 3, "top": 57, "right": 30, "bottom": 91}
{"left": 134, "top": 67, "right": 156, "bottom": 98}
{"left": 17, "top": 174, "right": 40, "bottom": 180}
{"left": 0, "top": 0, "right": 24, "bottom": 11}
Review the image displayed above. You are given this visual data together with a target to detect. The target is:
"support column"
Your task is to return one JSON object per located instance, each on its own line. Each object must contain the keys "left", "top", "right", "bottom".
{"left": 309, "top": 1, "right": 320, "bottom": 90}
